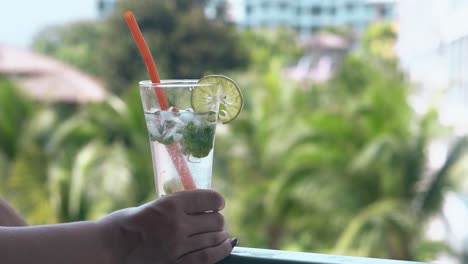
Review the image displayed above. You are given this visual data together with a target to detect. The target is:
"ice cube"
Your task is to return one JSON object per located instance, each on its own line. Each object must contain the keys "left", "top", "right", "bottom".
{"left": 163, "top": 119, "right": 185, "bottom": 142}
{"left": 145, "top": 110, "right": 163, "bottom": 140}
{"left": 160, "top": 110, "right": 173, "bottom": 120}
{"left": 180, "top": 111, "right": 195, "bottom": 123}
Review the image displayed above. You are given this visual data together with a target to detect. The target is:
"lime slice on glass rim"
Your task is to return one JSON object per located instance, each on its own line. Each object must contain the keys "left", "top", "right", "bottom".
{"left": 192, "top": 75, "right": 244, "bottom": 124}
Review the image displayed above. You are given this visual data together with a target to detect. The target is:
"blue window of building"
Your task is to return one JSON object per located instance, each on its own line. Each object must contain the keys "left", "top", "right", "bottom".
{"left": 262, "top": 1, "right": 269, "bottom": 9}
{"left": 246, "top": 4, "right": 253, "bottom": 14}
{"left": 279, "top": 1, "right": 288, "bottom": 10}
{"left": 346, "top": 2, "right": 355, "bottom": 12}
{"left": 310, "top": 6, "right": 322, "bottom": 15}
{"left": 329, "top": 6, "right": 337, "bottom": 15}
{"left": 297, "top": 6, "right": 302, "bottom": 15}
{"left": 98, "top": 0, "right": 105, "bottom": 11}
{"left": 379, "top": 6, "right": 388, "bottom": 18}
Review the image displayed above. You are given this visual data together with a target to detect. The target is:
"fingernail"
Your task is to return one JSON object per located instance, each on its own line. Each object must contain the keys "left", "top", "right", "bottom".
{"left": 230, "top": 238, "right": 239, "bottom": 248}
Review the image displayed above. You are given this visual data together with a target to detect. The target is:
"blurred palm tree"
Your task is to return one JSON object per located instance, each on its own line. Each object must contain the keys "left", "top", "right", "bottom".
{"left": 215, "top": 50, "right": 468, "bottom": 261}
{"left": 0, "top": 78, "right": 51, "bottom": 223}
{"left": 335, "top": 112, "right": 468, "bottom": 260}
{"left": 36, "top": 89, "right": 155, "bottom": 222}
{"left": 0, "top": 77, "right": 154, "bottom": 223}
{"left": 330, "top": 23, "right": 468, "bottom": 260}
{"left": 0, "top": 78, "right": 33, "bottom": 160}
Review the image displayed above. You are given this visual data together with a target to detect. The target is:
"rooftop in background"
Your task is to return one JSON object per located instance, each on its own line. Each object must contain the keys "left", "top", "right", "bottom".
{"left": 0, "top": 44, "right": 107, "bottom": 103}
{"left": 285, "top": 32, "right": 352, "bottom": 83}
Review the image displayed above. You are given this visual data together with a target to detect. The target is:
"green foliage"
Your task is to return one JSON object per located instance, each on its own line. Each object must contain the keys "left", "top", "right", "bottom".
{"left": 239, "top": 29, "right": 304, "bottom": 71}
{"left": 0, "top": 78, "right": 32, "bottom": 159}
{"left": 0, "top": 78, "right": 52, "bottom": 224}
{"left": 215, "top": 47, "right": 467, "bottom": 261}
{"left": 32, "top": 21, "right": 104, "bottom": 76}
{"left": 362, "top": 22, "right": 398, "bottom": 61}
{"left": 414, "top": 240, "right": 452, "bottom": 262}
{"left": 0, "top": 78, "right": 154, "bottom": 223}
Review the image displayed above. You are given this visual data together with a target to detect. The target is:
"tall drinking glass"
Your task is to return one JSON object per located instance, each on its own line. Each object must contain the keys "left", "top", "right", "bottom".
{"left": 139, "top": 80, "right": 220, "bottom": 197}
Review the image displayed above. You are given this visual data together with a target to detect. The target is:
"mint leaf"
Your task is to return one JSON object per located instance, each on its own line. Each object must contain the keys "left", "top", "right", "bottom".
{"left": 182, "top": 121, "right": 215, "bottom": 158}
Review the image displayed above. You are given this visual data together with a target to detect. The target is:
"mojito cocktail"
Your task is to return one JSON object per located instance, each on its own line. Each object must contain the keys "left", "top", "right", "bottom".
{"left": 140, "top": 80, "right": 221, "bottom": 196}
{"left": 125, "top": 11, "right": 243, "bottom": 197}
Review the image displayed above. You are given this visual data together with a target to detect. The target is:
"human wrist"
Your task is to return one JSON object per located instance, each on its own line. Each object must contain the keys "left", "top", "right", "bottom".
{"left": 97, "top": 210, "right": 141, "bottom": 264}
{"left": 96, "top": 218, "right": 126, "bottom": 264}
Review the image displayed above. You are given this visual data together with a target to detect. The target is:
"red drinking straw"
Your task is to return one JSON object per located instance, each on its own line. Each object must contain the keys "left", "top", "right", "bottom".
{"left": 124, "top": 11, "right": 196, "bottom": 190}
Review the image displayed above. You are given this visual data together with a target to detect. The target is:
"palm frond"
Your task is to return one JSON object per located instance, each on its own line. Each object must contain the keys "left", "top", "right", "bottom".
{"left": 68, "top": 142, "right": 103, "bottom": 219}
{"left": 413, "top": 135, "right": 468, "bottom": 216}
{"left": 0, "top": 78, "right": 32, "bottom": 159}
{"left": 0, "top": 150, "right": 9, "bottom": 185}
{"left": 348, "top": 135, "right": 394, "bottom": 174}
{"left": 335, "top": 198, "right": 409, "bottom": 254}
{"left": 67, "top": 141, "right": 133, "bottom": 220}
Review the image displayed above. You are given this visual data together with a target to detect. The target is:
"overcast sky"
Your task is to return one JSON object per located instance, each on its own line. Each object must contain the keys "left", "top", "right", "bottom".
{"left": 0, "top": 0, "right": 98, "bottom": 48}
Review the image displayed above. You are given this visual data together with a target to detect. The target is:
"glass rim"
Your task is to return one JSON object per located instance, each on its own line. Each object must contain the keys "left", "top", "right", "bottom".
{"left": 139, "top": 80, "right": 216, "bottom": 88}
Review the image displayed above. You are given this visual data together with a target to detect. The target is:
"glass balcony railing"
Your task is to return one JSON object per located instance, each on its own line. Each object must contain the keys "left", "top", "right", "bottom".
{"left": 220, "top": 247, "right": 426, "bottom": 264}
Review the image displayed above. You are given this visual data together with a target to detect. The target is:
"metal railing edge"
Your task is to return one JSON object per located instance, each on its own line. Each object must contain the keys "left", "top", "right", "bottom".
{"left": 219, "top": 247, "right": 428, "bottom": 264}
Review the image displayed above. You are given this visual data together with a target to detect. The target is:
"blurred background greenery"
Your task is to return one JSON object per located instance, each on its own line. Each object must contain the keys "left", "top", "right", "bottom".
{"left": 1, "top": 0, "right": 468, "bottom": 263}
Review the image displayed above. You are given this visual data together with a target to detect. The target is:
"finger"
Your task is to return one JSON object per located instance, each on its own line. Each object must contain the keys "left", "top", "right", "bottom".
{"left": 175, "top": 189, "right": 225, "bottom": 214}
{"left": 176, "top": 238, "right": 233, "bottom": 264}
{"left": 187, "top": 212, "right": 225, "bottom": 235}
{"left": 180, "top": 231, "right": 229, "bottom": 256}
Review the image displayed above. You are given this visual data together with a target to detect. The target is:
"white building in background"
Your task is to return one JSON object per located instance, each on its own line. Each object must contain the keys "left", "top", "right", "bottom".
{"left": 443, "top": 4, "right": 468, "bottom": 136}
{"left": 397, "top": 0, "right": 468, "bottom": 135}
{"left": 210, "top": 0, "right": 396, "bottom": 36}
{"left": 207, "top": 0, "right": 398, "bottom": 83}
